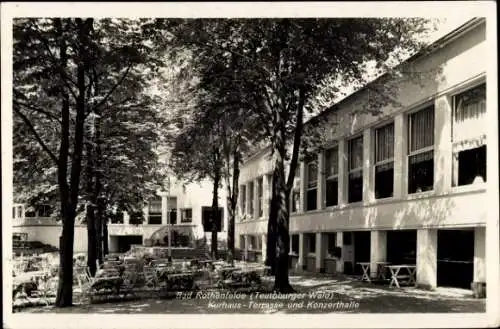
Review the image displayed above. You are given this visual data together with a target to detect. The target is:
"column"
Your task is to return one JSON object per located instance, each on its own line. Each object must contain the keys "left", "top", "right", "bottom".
{"left": 370, "top": 231, "right": 387, "bottom": 278}
{"left": 473, "top": 227, "right": 486, "bottom": 282}
{"left": 434, "top": 96, "right": 453, "bottom": 194}
{"left": 123, "top": 211, "right": 130, "bottom": 225}
{"left": 338, "top": 140, "right": 347, "bottom": 205}
{"left": 299, "top": 162, "right": 306, "bottom": 213}
{"left": 253, "top": 178, "right": 259, "bottom": 219}
{"left": 416, "top": 229, "right": 437, "bottom": 289}
{"left": 143, "top": 205, "right": 149, "bottom": 225}
{"left": 363, "top": 128, "right": 374, "bottom": 203}
{"left": 317, "top": 151, "right": 325, "bottom": 210}
{"left": 315, "top": 232, "right": 327, "bottom": 273}
{"left": 298, "top": 233, "right": 306, "bottom": 271}
{"left": 261, "top": 233, "right": 267, "bottom": 265}
{"left": 246, "top": 182, "right": 252, "bottom": 219}
{"left": 161, "top": 193, "right": 168, "bottom": 225}
{"left": 262, "top": 174, "right": 269, "bottom": 219}
{"left": 335, "top": 232, "right": 344, "bottom": 273}
{"left": 393, "top": 114, "right": 406, "bottom": 198}
{"left": 244, "top": 235, "right": 249, "bottom": 261}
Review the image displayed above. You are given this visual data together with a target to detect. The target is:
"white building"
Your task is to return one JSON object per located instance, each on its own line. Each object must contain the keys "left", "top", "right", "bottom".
{"left": 235, "top": 18, "right": 489, "bottom": 290}
{"left": 13, "top": 177, "right": 228, "bottom": 253}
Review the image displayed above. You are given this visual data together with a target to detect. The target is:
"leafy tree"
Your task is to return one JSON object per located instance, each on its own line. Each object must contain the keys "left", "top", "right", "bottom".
{"left": 165, "top": 18, "right": 433, "bottom": 292}
{"left": 13, "top": 18, "right": 168, "bottom": 306}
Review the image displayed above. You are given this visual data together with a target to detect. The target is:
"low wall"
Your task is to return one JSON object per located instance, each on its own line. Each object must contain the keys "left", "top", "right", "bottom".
{"left": 12, "top": 224, "right": 88, "bottom": 253}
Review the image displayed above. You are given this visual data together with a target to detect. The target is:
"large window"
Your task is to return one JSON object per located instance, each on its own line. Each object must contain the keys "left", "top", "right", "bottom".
{"left": 148, "top": 197, "right": 162, "bottom": 224}
{"left": 181, "top": 208, "right": 192, "bottom": 223}
{"left": 257, "top": 177, "right": 264, "bottom": 217}
{"left": 248, "top": 182, "right": 254, "bottom": 218}
{"left": 348, "top": 136, "right": 363, "bottom": 203}
{"left": 452, "top": 83, "right": 487, "bottom": 186}
{"left": 374, "top": 123, "right": 395, "bottom": 199}
{"left": 325, "top": 147, "right": 339, "bottom": 207}
{"left": 327, "top": 233, "right": 339, "bottom": 257}
{"left": 291, "top": 168, "right": 300, "bottom": 213}
{"left": 408, "top": 106, "right": 435, "bottom": 194}
{"left": 306, "top": 159, "right": 318, "bottom": 211}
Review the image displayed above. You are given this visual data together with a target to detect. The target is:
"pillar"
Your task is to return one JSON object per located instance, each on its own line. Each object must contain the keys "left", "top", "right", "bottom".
{"left": 370, "top": 231, "right": 387, "bottom": 278}
{"left": 298, "top": 233, "right": 306, "bottom": 271}
{"left": 246, "top": 182, "right": 252, "bottom": 219}
{"left": 363, "top": 128, "right": 374, "bottom": 203}
{"left": 261, "top": 233, "right": 267, "bottom": 265}
{"left": 262, "top": 174, "right": 269, "bottom": 219}
{"left": 316, "top": 232, "right": 327, "bottom": 273}
{"left": 335, "top": 232, "right": 344, "bottom": 273}
{"left": 244, "top": 235, "right": 249, "bottom": 261}
{"left": 473, "top": 227, "right": 486, "bottom": 282}
{"left": 123, "top": 211, "right": 130, "bottom": 225}
{"left": 161, "top": 193, "right": 168, "bottom": 225}
{"left": 253, "top": 178, "right": 259, "bottom": 219}
{"left": 338, "top": 140, "right": 347, "bottom": 205}
{"left": 434, "top": 96, "right": 453, "bottom": 194}
{"left": 299, "top": 162, "right": 306, "bottom": 213}
{"left": 393, "top": 114, "right": 406, "bottom": 198}
{"left": 417, "top": 229, "right": 437, "bottom": 289}
{"left": 317, "top": 151, "right": 325, "bottom": 210}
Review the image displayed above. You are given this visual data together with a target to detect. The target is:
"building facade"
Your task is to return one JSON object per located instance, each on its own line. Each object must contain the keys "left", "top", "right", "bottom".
{"left": 12, "top": 178, "right": 228, "bottom": 253}
{"left": 235, "top": 18, "right": 488, "bottom": 290}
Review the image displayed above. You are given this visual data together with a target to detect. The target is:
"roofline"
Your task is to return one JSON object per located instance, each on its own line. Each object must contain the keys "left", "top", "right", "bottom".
{"left": 306, "top": 17, "right": 486, "bottom": 126}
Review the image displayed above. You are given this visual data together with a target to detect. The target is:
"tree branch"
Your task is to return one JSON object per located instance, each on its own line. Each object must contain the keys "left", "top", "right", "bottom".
{"left": 14, "top": 107, "right": 59, "bottom": 165}
{"left": 91, "top": 63, "right": 133, "bottom": 113}
{"left": 286, "top": 87, "right": 305, "bottom": 190}
{"left": 13, "top": 99, "right": 62, "bottom": 125}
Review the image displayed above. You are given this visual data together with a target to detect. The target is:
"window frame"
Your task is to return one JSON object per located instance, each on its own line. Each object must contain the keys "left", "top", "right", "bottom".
{"left": 407, "top": 104, "right": 435, "bottom": 194}
{"left": 180, "top": 208, "right": 193, "bottom": 223}
{"left": 325, "top": 146, "right": 339, "bottom": 207}
{"left": 347, "top": 135, "right": 364, "bottom": 203}
{"left": 257, "top": 177, "right": 264, "bottom": 218}
{"left": 248, "top": 181, "right": 254, "bottom": 218}
{"left": 374, "top": 122, "right": 395, "bottom": 199}
{"left": 306, "top": 158, "right": 318, "bottom": 211}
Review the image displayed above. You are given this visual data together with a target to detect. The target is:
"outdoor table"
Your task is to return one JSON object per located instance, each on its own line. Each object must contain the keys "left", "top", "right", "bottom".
{"left": 386, "top": 265, "right": 416, "bottom": 288}
{"left": 356, "top": 262, "right": 371, "bottom": 282}
{"left": 375, "top": 261, "right": 391, "bottom": 280}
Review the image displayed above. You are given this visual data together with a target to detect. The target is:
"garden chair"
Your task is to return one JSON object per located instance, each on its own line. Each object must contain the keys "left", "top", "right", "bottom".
{"left": 143, "top": 265, "right": 159, "bottom": 290}
{"left": 120, "top": 267, "right": 139, "bottom": 299}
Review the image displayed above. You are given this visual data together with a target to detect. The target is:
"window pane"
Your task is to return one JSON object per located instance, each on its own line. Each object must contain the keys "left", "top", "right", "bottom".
{"left": 375, "top": 162, "right": 394, "bottom": 199}
{"left": 376, "top": 123, "right": 394, "bottom": 162}
{"left": 149, "top": 199, "right": 161, "bottom": 214}
{"left": 307, "top": 160, "right": 318, "bottom": 188}
{"left": 325, "top": 147, "right": 339, "bottom": 177}
{"left": 409, "top": 106, "right": 434, "bottom": 152}
{"left": 241, "top": 185, "right": 246, "bottom": 215}
{"left": 458, "top": 145, "right": 486, "bottom": 186}
{"left": 181, "top": 208, "right": 192, "bottom": 222}
{"left": 408, "top": 150, "right": 434, "bottom": 193}
{"left": 348, "top": 174, "right": 363, "bottom": 203}
{"left": 455, "top": 83, "right": 486, "bottom": 123}
{"left": 291, "top": 189, "right": 300, "bottom": 213}
{"left": 306, "top": 188, "right": 317, "bottom": 211}
{"left": 248, "top": 182, "right": 254, "bottom": 216}
{"left": 326, "top": 178, "right": 338, "bottom": 207}
{"left": 348, "top": 136, "right": 363, "bottom": 170}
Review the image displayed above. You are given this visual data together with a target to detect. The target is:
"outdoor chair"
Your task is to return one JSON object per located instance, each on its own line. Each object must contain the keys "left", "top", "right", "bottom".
{"left": 143, "top": 265, "right": 159, "bottom": 290}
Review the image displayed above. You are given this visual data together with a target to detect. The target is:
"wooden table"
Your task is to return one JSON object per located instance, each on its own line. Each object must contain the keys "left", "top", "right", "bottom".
{"left": 386, "top": 265, "right": 416, "bottom": 288}
{"left": 375, "top": 261, "right": 391, "bottom": 280}
{"left": 357, "top": 262, "right": 371, "bottom": 282}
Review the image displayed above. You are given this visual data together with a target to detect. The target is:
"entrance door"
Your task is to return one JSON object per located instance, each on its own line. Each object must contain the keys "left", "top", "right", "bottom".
{"left": 342, "top": 232, "right": 355, "bottom": 274}
{"left": 437, "top": 229, "right": 474, "bottom": 288}
{"left": 117, "top": 235, "right": 143, "bottom": 253}
{"left": 353, "top": 231, "right": 370, "bottom": 275}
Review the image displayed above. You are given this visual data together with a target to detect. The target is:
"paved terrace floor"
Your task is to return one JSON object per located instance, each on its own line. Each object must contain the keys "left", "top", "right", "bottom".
{"left": 21, "top": 272, "right": 485, "bottom": 314}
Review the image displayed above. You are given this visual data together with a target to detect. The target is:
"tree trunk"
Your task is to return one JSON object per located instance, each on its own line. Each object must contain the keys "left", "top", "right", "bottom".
{"left": 96, "top": 198, "right": 104, "bottom": 264}
{"left": 226, "top": 149, "right": 239, "bottom": 263}
{"left": 86, "top": 203, "right": 97, "bottom": 276}
{"left": 266, "top": 171, "right": 278, "bottom": 275}
{"left": 103, "top": 217, "right": 109, "bottom": 256}
{"left": 211, "top": 172, "right": 220, "bottom": 259}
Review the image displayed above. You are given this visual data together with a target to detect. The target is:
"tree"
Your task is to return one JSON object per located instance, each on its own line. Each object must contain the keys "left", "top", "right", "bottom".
{"left": 13, "top": 18, "right": 169, "bottom": 306}
{"left": 165, "top": 18, "right": 433, "bottom": 292}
